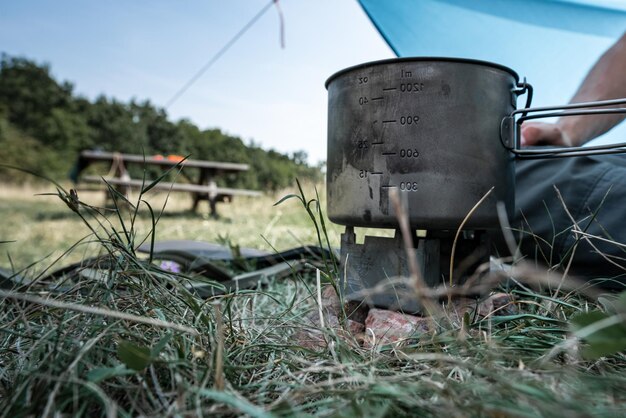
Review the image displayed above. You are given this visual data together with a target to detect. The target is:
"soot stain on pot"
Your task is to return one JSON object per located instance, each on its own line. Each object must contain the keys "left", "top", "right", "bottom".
{"left": 379, "top": 187, "right": 389, "bottom": 216}
{"left": 348, "top": 126, "right": 361, "bottom": 159}
{"left": 363, "top": 209, "right": 372, "bottom": 223}
{"left": 440, "top": 80, "right": 451, "bottom": 97}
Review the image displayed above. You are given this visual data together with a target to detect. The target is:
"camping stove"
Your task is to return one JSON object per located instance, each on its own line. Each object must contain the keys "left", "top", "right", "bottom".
{"left": 324, "top": 58, "right": 517, "bottom": 314}
{"left": 336, "top": 226, "right": 490, "bottom": 314}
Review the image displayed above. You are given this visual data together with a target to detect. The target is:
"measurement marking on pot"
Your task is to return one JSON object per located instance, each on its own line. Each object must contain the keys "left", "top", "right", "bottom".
{"left": 371, "top": 141, "right": 384, "bottom": 145}
{"left": 399, "top": 181, "right": 419, "bottom": 191}
{"left": 383, "top": 87, "right": 397, "bottom": 91}
{"left": 381, "top": 185, "right": 397, "bottom": 189}
{"left": 382, "top": 120, "right": 396, "bottom": 124}
{"left": 382, "top": 152, "right": 396, "bottom": 156}
{"left": 399, "top": 116, "right": 420, "bottom": 125}
{"left": 400, "top": 82, "right": 424, "bottom": 92}
{"left": 370, "top": 172, "right": 383, "bottom": 175}
{"left": 371, "top": 96, "right": 383, "bottom": 101}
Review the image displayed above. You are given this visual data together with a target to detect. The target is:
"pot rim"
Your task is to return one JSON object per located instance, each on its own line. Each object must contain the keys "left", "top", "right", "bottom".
{"left": 325, "top": 57, "right": 520, "bottom": 88}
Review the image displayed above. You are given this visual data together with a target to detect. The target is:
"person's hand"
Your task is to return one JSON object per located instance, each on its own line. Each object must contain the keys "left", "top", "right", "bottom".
{"left": 520, "top": 121, "right": 574, "bottom": 147}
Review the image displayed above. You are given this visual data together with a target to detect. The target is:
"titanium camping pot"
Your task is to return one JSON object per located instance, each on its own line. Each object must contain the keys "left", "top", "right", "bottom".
{"left": 325, "top": 57, "right": 626, "bottom": 230}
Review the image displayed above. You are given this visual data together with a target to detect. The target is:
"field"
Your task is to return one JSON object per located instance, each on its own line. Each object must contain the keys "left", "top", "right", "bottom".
{"left": 1, "top": 181, "right": 626, "bottom": 417}
{"left": 0, "top": 182, "right": 340, "bottom": 271}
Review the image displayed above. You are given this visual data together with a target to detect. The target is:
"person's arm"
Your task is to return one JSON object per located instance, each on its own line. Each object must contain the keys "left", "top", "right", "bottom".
{"left": 522, "top": 31, "right": 626, "bottom": 147}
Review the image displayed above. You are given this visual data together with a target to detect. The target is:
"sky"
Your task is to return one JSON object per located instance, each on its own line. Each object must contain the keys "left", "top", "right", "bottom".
{"left": 3, "top": 0, "right": 626, "bottom": 165}
{"left": 0, "top": 0, "right": 394, "bottom": 165}
{"left": 357, "top": 0, "right": 626, "bottom": 149}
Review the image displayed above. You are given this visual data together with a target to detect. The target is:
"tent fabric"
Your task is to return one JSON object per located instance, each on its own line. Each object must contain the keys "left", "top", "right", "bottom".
{"left": 358, "top": 0, "right": 626, "bottom": 146}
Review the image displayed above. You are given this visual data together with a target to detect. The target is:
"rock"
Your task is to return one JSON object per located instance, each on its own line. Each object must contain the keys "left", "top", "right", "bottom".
{"left": 448, "top": 297, "right": 476, "bottom": 319}
{"left": 321, "top": 285, "right": 369, "bottom": 324}
{"left": 449, "top": 293, "right": 516, "bottom": 320}
{"left": 296, "top": 290, "right": 515, "bottom": 350}
{"left": 347, "top": 319, "right": 365, "bottom": 335}
{"left": 321, "top": 285, "right": 341, "bottom": 315}
{"left": 294, "top": 310, "right": 335, "bottom": 350}
{"left": 294, "top": 327, "right": 327, "bottom": 350}
{"left": 344, "top": 300, "right": 369, "bottom": 324}
{"left": 476, "top": 293, "right": 516, "bottom": 317}
{"left": 303, "top": 309, "right": 340, "bottom": 328}
{"left": 364, "top": 308, "right": 429, "bottom": 347}
{"left": 294, "top": 309, "right": 365, "bottom": 350}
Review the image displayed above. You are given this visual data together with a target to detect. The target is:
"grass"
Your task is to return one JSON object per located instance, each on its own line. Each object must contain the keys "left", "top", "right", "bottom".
{"left": 0, "top": 182, "right": 343, "bottom": 272}
{"left": 1, "top": 180, "right": 626, "bottom": 417}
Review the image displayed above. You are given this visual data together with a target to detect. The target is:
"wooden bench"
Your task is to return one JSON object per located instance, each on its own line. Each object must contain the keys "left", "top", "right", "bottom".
{"left": 76, "top": 150, "right": 262, "bottom": 216}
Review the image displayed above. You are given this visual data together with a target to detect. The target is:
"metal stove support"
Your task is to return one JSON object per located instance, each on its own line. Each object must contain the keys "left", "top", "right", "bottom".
{"left": 339, "top": 226, "right": 489, "bottom": 314}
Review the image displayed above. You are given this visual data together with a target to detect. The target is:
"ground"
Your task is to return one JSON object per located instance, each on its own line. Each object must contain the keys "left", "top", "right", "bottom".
{"left": 1, "top": 181, "right": 625, "bottom": 417}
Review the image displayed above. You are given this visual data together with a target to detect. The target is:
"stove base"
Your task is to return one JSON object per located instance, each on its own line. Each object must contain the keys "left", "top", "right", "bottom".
{"left": 339, "top": 227, "right": 489, "bottom": 314}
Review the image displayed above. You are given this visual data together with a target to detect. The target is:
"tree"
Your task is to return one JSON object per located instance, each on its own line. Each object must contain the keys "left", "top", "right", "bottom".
{"left": 0, "top": 54, "right": 321, "bottom": 188}
{"left": 0, "top": 55, "right": 74, "bottom": 140}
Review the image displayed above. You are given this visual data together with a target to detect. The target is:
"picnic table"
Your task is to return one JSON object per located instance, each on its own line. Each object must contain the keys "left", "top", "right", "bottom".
{"left": 75, "top": 150, "right": 262, "bottom": 216}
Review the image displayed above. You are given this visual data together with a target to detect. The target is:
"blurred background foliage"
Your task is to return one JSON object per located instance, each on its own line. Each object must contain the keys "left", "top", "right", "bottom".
{"left": 0, "top": 54, "right": 322, "bottom": 190}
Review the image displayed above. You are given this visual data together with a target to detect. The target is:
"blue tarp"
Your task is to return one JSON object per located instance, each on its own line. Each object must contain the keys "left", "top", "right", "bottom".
{"left": 358, "top": 0, "right": 626, "bottom": 146}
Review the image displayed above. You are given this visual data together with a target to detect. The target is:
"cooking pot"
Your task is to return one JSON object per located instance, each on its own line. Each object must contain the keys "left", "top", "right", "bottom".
{"left": 325, "top": 57, "right": 626, "bottom": 230}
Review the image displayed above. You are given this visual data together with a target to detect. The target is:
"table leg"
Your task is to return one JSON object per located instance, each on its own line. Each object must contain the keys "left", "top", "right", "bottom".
{"left": 113, "top": 154, "right": 131, "bottom": 200}
{"left": 195, "top": 168, "right": 219, "bottom": 217}
{"left": 192, "top": 193, "right": 201, "bottom": 212}
{"left": 208, "top": 180, "right": 218, "bottom": 218}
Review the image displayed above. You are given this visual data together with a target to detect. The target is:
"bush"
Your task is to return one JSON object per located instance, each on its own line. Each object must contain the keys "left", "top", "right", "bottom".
{"left": 0, "top": 54, "right": 321, "bottom": 190}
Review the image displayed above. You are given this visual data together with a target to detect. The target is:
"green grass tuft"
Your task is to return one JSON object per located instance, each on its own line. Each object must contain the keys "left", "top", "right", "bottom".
{"left": 0, "top": 181, "right": 625, "bottom": 416}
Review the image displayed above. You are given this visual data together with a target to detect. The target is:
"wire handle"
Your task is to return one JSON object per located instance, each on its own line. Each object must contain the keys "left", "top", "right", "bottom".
{"left": 500, "top": 97, "right": 626, "bottom": 159}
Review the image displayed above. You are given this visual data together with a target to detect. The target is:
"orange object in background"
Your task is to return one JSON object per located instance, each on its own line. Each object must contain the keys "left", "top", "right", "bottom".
{"left": 153, "top": 155, "right": 164, "bottom": 160}
{"left": 167, "top": 155, "right": 185, "bottom": 162}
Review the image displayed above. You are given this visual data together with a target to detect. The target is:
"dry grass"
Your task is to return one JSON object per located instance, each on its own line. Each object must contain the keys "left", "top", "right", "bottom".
{"left": 1, "top": 180, "right": 626, "bottom": 417}
{"left": 0, "top": 181, "right": 343, "bottom": 273}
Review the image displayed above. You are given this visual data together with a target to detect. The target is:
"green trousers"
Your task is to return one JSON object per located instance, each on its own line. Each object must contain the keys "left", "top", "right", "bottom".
{"left": 508, "top": 154, "right": 626, "bottom": 289}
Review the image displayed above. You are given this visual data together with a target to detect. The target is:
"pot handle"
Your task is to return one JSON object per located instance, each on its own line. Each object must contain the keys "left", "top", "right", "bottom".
{"left": 512, "top": 80, "right": 533, "bottom": 117}
{"left": 500, "top": 97, "right": 626, "bottom": 159}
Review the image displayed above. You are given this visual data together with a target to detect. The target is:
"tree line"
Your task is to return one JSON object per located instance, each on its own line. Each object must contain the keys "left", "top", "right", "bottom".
{"left": 0, "top": 55, "right": 322, "bottom": 189}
